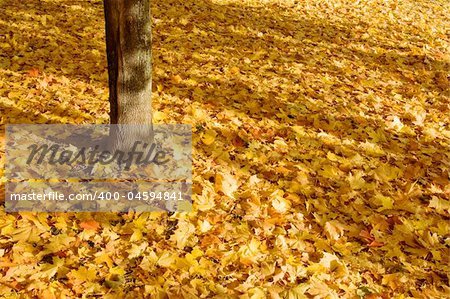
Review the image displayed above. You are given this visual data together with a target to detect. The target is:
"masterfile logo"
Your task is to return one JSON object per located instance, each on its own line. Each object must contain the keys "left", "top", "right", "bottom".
{"left": 5, "top": 124, "right": 192, "bottom": 212}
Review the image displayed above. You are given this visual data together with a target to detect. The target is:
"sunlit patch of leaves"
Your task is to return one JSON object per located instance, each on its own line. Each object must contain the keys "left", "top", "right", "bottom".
{"left": 0, "top": 0, "right": 449, "bottom": 297}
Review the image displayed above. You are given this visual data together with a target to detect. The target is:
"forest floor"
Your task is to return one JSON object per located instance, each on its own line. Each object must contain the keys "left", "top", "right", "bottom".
{"left": 0, "top": 0, "right": 449, "bottom": 298}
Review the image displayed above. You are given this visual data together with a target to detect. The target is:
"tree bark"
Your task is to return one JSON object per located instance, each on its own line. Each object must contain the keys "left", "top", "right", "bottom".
{"left": 103, "top": 0, "right": 153, "bottom": 150}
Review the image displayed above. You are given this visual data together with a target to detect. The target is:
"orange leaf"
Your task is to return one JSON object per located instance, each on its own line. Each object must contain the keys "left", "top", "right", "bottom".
{"left": 368, "top": 240, "right": 385, "bottom": 247}
{"left": 27, "top": 68, "right": 40, "bottom": 77}
{"left": 359, "top": 229, "right": 372, "bottom": 240}
{"left": 80, "top": 220, "right": 100, "bottom": 231}
{"left": 170, "top": 74, "right": 182, "bottom": 84}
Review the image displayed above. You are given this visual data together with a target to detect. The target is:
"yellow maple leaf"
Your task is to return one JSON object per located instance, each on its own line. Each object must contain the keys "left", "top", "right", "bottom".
{"left": 374, "top": 163, "right": 402, "bottom": 182}
{"left": 157, "top": 252, "right": 176, "bottom": 268}
{"left": 428, "top": 196, "right": 450, "bottom": 214}
{"left": 347, "top": 171, "right": 366, "bottom": 190}
{"left": 153, "top": 111, "right": 167, "bottom": 122}
{"left": 271, "top": 190, "right": 291, "bottom": 213}
{"left": 69, "top": 266, "right": 97, "bottom": 283}
{"left": 171, "top": 220, "right": 195, "bottom": 249}
{"left": 320, "top": 164, "right": 343, "bottom": 179}
{"left": 324, "top": 221, "right": 345, "bottom": 241}
{"left": 215, "top": 172, "right": 238, "bottom": 198}
{"left": 374, "top": 194, "right": 394, "bottom": 211}
{"left": 201, "top": 129, "right": 217, "bottom": 145}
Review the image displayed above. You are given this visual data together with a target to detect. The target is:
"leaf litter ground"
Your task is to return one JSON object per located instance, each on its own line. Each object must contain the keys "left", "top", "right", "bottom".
{"left": 0, "top": 0, "right": 449, "bottom": 297}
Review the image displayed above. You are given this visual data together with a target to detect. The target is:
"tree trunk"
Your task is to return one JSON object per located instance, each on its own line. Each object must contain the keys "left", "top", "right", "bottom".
{"left": 103, "top": 0, "right": 153, "bottom": 150}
